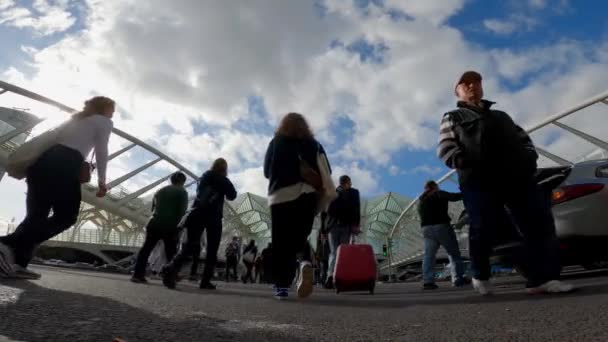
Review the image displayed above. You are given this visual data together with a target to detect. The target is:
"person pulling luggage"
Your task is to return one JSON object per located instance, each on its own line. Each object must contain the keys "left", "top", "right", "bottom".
{"left": 324, "top": 175, "right": 360, "bottom": 289}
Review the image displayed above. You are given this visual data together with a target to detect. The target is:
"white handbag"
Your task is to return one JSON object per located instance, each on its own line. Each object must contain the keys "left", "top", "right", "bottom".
{"left": 316, "top": 150, "right": 338, "bottom": 214}
{"left": 6, "top": 122, "right": 68, "bottom": 180}
{"left": 242, "top": 251, "right": 255, "bottom": 263}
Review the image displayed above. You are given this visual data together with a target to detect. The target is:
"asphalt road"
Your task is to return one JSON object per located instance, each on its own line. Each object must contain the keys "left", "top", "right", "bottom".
{"left": 1, "top": 265, "right": 608, "bottom": 342}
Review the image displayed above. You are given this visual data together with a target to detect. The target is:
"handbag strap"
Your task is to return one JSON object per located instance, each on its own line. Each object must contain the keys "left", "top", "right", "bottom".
{"left": 86, "top": 150, "right": 96, "bottom": 168}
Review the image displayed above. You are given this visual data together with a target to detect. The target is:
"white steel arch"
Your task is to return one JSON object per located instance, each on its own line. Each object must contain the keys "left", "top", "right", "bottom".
{"left": 0, "top": 80, "right": 201, "bottom": 246}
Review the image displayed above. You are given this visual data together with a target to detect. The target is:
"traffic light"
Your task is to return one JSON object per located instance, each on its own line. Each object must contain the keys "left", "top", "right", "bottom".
{"left": 382, "top": 244, "right": 388, "bottom": 257}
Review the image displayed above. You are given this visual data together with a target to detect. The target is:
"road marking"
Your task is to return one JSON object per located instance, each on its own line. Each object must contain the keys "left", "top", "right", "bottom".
{"left": 218, "top": 320, "right": 304, "bottom": 333}
{"left": 0, "top": 335, "right": 26, "bottom": 342}
{"left": 0, "top": 285, "right": 23, "bottom": 306}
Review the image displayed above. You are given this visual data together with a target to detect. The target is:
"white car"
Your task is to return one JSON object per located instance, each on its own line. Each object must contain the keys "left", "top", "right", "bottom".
{"left": 457, "top": 159, "right": 608, "bottom": 270}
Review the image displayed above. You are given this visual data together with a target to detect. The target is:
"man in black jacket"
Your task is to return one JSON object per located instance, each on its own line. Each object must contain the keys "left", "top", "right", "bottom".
{"left": 418, "top": 181, "right": 467, "bottom": 290}
{"left": 323, "top": 175, "right": 360, "bottom": 289}
{"left": 437, "top": 71, "right": 574, "bottom": 295}
{"left": 162, "top": 158, "right": 237, "bottom": 290}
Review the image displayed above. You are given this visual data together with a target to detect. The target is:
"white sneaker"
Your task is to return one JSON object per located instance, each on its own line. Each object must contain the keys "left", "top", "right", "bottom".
{"left": 0, "top": 242, "right": 15, "bottom": 278}
{"left": 297, "top": 262, "right": 313, "bottom": 298}
{"left": 11, "top": 265, "right": 41, "bottom": 280}
{"left": 472, "top": 278, "right": 492, "bottom": 296}
{"left": 527, "top": 280, "right": 576, "bottom": 295}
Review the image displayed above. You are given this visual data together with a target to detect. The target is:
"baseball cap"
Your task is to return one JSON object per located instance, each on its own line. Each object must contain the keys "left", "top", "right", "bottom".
{"left": 455, "top": 71, "right": 482, "bottom": 94}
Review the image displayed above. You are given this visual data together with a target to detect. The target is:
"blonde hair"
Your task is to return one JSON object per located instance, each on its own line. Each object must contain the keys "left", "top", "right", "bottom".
{"left": 72, "top": 96, "right": 115, "bottom": 120}
{"left": 275, "top": 112, "right": 314, "bottom": 139}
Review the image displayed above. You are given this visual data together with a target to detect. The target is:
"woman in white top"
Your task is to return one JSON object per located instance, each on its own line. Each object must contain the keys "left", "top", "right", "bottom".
{"left": 0, "top": 96, "right": 114, "bottom": 279}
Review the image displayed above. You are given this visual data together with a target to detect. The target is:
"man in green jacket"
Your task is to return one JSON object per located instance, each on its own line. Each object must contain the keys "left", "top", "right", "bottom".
{"left": 131, "top": 172, "right": 189, "bottom": 283}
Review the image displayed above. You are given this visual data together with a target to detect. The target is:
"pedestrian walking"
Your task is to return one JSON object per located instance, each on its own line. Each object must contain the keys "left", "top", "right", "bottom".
{"left": 162, "top": 158, "right": 237, "bottom": 290}
{"left": 437, "top": 70, "right": 575, "bottom": 295}
{"left": 0, "top": 96, "right": 114, "bottom": 279}
{"left": 131, "top": 172, "right": 189, "bottom": 283}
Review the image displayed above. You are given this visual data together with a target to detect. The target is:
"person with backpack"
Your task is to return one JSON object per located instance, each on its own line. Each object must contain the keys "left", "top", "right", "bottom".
{"left": 131, "top": 172, "right": 189, "bottom": 283}
{"left": 225, "top": 236, "right": 240, "bottom": 282}
{"left": 323, "top": 175, "right": 360, "bottom": 289}
{"left": 264, "top": 112, "right": 332, "bottom": 300}
{"left": 0, "top": 96, "right": 114, "bottom": 279}
{"left": 437, "top": 70, "right": 574, "bottom": 295}
{"left": 162, "top": 158, "right": 237, "bottom": 290}
{"left": 417, "top": 180, "right": 468, "bottom": 290}
{"left": 241, "top": 239, "right": 258, "bottom": 283}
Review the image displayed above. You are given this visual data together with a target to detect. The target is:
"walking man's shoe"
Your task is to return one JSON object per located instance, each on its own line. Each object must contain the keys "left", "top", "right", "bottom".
{"left": 274, "top": 287, "right": 289, "bottom": 300}
{"left": 130, "top": 276, "right": 148, "bottom": 284}
{"left": 199, "top": 281, "right": 217, "bottom": 290}
{"left": 453, "top": 277, "right": 471, "bottom": 287}
{"left": 472, "top": 278, "right": 493, "bottom": 296}
{"left": 161, "top": 265, "right": 177, "bottom": 289}
{"left": 423, "top": 283, "right": 439, "bottom": 290}
{"left": 297, "top": 262, "right": 314, "bottom": 298}
{"left": 527, "top": 280, "right": 576, "bottom": 295}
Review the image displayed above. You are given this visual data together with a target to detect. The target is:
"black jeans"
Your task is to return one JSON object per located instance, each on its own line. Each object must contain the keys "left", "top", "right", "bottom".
{"left": 243, "top": 261, "right": 254, "bottom": 283}
{"left": 225, "top": 256, "right": 238, "bottom": 282}
{"left": 133, "top": 221, "right": 179, "bottom": 278}
{"left": 271, "top": 193, "right": 317, "bottom": 288}
{"left": 0, "top": 145, "right": 82, "bottom": 267}
{"left": 461, "top": 176, "right": 561, "bottom": 288}
{"left": 166, "top": 208, "right": 222, "bottom": 283}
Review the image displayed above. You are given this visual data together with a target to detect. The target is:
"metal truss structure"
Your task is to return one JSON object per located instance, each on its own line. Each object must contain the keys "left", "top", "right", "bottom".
{"left": 0, "top": 80, "right": 270, "bottom": 249}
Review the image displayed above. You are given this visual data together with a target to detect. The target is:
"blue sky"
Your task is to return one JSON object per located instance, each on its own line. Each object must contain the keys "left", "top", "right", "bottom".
{"left": 1, "top": 0, "right": 608, "bottom": 216}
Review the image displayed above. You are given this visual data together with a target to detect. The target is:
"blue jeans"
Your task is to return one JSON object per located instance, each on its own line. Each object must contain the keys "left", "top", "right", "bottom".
{"left": 461, "top": 176, "right": 560, "bottom": 288}
{"left": 327, "top": 225, "right": 351, "bottom": 277}
{"left": 422, "top": 224, "right": 465, "bottom": 284}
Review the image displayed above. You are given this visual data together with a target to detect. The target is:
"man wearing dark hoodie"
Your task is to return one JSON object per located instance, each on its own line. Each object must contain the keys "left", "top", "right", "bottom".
{"left": 162, "top": 158, "right": 237, "bottom": 290}
{"left": 323, "top": 175, "right": 360, "bottom": 289}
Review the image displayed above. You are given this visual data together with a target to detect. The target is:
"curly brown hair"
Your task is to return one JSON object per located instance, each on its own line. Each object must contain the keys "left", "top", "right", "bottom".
{"left": 72, "top": 96, "right": 115, "bottom": 120}
{"left": 275, "top": 112, "right": 314, "bottom": 139}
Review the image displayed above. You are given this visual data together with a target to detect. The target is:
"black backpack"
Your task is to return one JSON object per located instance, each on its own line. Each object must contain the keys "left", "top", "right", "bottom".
{"left": 328, "top": 188, "right": 352, "bottom": 223}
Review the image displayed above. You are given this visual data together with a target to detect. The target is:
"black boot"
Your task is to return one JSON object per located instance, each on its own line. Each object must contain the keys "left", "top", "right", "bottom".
{"left": 200, "top": 281, "right": 217, "bottom": 290}
{"left": 161, "top": 265, "right": 177, "bottom": 289}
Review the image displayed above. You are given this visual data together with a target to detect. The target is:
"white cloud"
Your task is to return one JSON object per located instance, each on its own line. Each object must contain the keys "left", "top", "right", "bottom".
{"left": 388, "top": 165, "right": 400, "bottom": 176}
{"left": 383, "top": 0, "right": 467, "bottom": 25}
{"left": 483, "top": 15, "right": 538, "bottom": 35}
{"left": 529, "top": 0, "right": 547, "bottom": 9}
{"left": 1, "top": 0, "right": 608, "bottom": 224}
{"left": 0, "top": 0, "right": 15, "bottom": 11}
{"left": 230, "top": 167, "right": 267, "bottom": 197}
{"left": 404, "top": 165, "right": 443, "bottom": 176}
{"left": 0, "top": 0, "right": 76, "bottom": 35}
{"left": 483, "top": 19, "right": 517, "bottom": 35}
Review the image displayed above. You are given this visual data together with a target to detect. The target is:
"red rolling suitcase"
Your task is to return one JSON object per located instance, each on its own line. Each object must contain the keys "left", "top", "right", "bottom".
{"left": 333, "top": 243, "right": 377, "bottom": 294}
